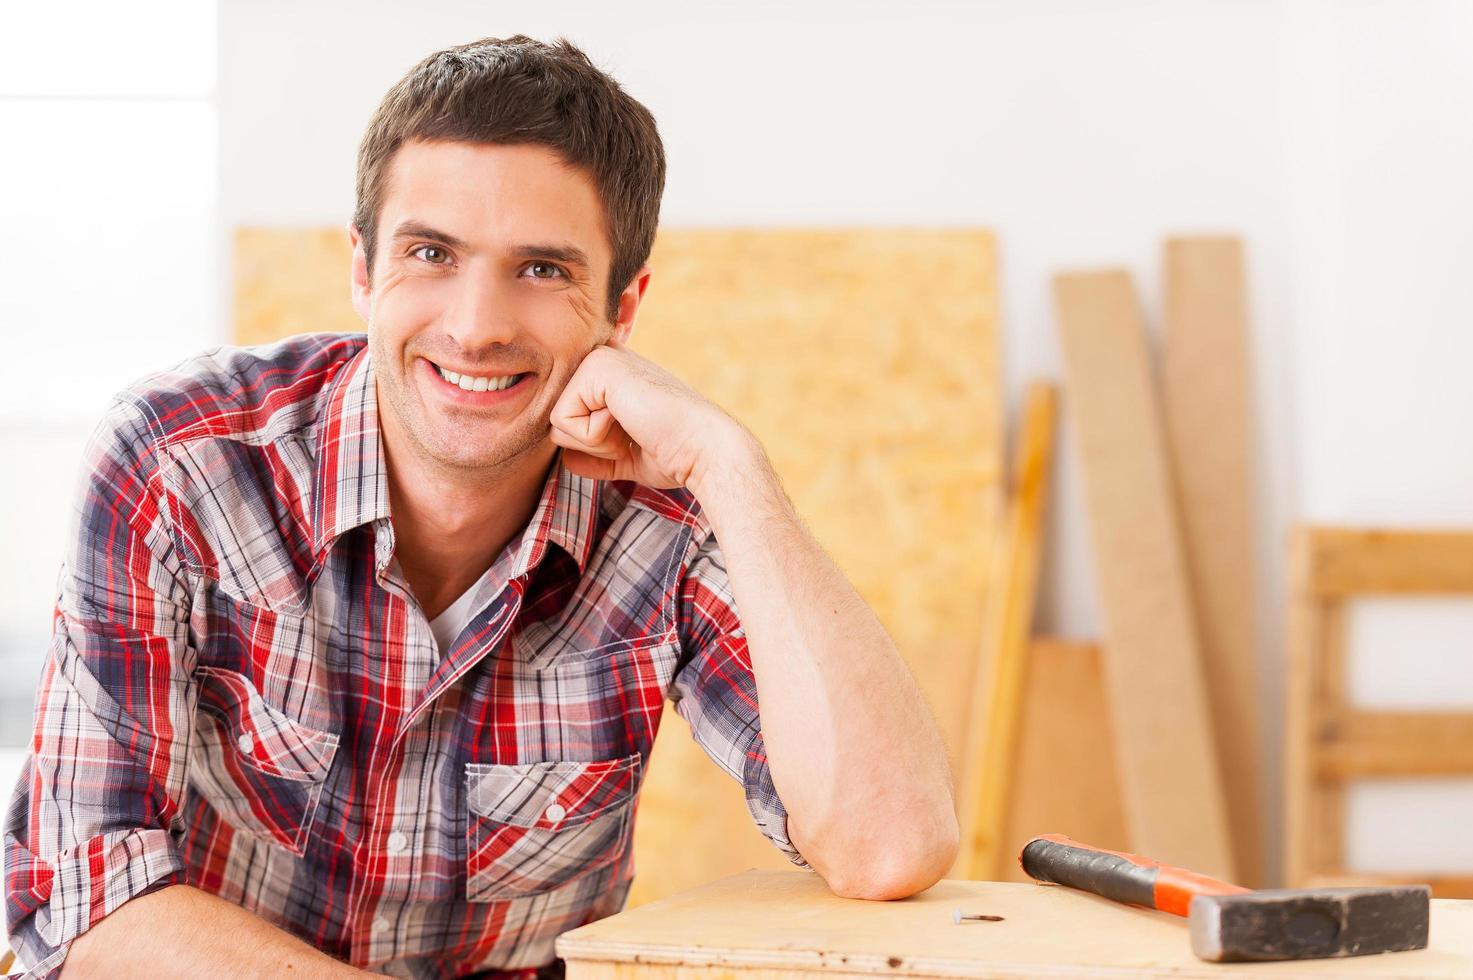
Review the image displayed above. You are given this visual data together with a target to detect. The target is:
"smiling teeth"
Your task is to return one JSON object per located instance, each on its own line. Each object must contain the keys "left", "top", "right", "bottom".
{"left": 435, "top": 365, "right": 521, "bottom": 391}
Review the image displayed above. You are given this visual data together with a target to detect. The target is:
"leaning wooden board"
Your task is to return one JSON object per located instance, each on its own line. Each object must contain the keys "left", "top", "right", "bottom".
{"left": 556, "top": 869, "right": 1473, "bottom": 978}
{"left": 1053, "top": 270, "right": 1234, "bottom": 881}
{"left": 996, "top": 638, "right": 1130, "bottom": 884}
{"left": 233, "top": 227, "right": 1004, "bottom": 904}
{"left": 1162, "top": 236, "right": 1265, "bottom": 885}
{"left": 958, "top": 382, "right": 1057, "bottom": 880}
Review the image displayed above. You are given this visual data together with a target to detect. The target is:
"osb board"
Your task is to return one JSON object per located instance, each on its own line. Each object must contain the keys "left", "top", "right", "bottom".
{"left": 233, "top": 227, "right": 1003, "bottom": 905}
{"left": 632, "top": 229, "right": 1000, "bottom": 750}
{"left": 996, "top": 639, "right": 1128, "bottom": 884}
{"left": 235, "top": 227, "right": 361, "bottom": 345}
{"left": 557, "top": 869, "right": 1473, "bottom": 978}
{"left": 627, "top": 229, "right": 1000, "bottom": 900}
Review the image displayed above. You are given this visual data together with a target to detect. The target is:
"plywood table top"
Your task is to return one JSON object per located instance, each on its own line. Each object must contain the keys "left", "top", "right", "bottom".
{"left": 556, "top": 870, "right": 1473, "bottom": 979}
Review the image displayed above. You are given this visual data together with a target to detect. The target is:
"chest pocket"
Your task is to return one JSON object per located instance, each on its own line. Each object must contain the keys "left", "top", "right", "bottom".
{"left": 465, "top": 753, "right": 641, "bottom": 902}
{"left": 189, "top": 666, "right": 340, "bottom": 856}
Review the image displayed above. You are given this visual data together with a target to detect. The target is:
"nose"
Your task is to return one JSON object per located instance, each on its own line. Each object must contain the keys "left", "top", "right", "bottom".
{"left": 442, "top": 261, "right": 518, "bottom": 352}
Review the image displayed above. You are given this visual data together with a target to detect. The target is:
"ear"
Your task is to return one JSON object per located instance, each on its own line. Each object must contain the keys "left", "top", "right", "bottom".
{"left": 348, "top": 221, "right": 371, "bottom": 324}
{"left": 610, "top": 264, "right": 653, "bottom": 346}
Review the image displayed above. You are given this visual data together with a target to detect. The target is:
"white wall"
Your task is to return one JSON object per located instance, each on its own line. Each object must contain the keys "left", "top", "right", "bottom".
{"left": 218, "top": 0, "right": 1473, "bottom": 882}
{"left": 1283, "top": 0, "right": 1473, "bottom": 874}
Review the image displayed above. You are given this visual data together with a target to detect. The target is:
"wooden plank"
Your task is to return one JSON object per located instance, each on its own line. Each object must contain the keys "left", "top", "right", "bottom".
{"left": 557, "top": 869, "right": 1473, "bottom": 978}
{"left": 996, "top": 638, "right": 1129, "bottom": 884}
{"left": 1298, "top": 527, "right": 1473, "bottom": 596}
{"left": 1162, "top": 236, "right": 1264, "bottom": 885}
{"left": 957, "top": 382, "right": 1057, "bottom": 879}
{"left": 1282, "top": 532, "right": 1325, "bottom": 888}
{"left": 1053, "top": 270, "right": 1234, "bottom": 881}
{"left": 1312, "top": 603, "right": 1348, "bottom": 878}
{"left": 1317, "top": 712, "right": 1473, "bottom": 777}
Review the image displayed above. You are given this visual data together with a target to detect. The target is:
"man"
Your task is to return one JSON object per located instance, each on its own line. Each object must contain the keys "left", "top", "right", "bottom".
{"left": 4, "top": 35, "right": 957, "bottom": 979}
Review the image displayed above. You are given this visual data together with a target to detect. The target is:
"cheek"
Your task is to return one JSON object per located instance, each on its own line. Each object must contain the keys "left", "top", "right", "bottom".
{"left": 373, "top": 287, "right": 452, "bottom": 353}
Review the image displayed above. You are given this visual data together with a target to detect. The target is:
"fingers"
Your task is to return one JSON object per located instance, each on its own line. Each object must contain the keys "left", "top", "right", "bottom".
{"left": 551, "top": 347, "right": 640, "bottom": 459}
{"left": 549, "top": 349, "right": 620, "bottom": 444}
{"left": 550, "top": 416, "right": 634, "bottom": 461}
{"left": 559, "top": 448, "right": 620, "bottom": 481}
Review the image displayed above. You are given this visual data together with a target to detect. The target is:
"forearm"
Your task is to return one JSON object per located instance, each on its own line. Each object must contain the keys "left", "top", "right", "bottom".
{"left": 690, "top": 433, "right": 959, "bottom": 900}
{"left": 64, "top": 884, "right": 382, "bottom": 979}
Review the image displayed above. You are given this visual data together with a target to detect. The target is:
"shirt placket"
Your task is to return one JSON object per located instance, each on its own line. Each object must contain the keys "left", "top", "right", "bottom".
{"left": 349, "top": 554, "right": 525, "bottom": 966}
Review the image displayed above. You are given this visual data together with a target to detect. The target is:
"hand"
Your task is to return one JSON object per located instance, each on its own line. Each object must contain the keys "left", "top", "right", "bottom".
{"left": 548, "top": 340, "right": 750, "bottom": 491}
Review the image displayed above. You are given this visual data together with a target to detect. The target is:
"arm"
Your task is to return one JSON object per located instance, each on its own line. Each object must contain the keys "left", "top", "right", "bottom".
{"left": 687, "top": 435, "right": 959, "bottom": 899}
{"left": 64, "top": 885, "right": 380, "bottom": 979}
{"left": 1, "top": 401, "right": 369, "bottom": 978}
{"left": 548, "top": 345, "right": 959, "bottom": 900}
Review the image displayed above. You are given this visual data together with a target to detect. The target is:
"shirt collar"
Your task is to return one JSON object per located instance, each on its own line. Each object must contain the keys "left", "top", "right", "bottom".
{"left": 509, "top": 450, "right": 601, "bottom": 577}
{"left": 310, "top": 344, "right": 390, "bottom": 557}
{"left": 310, "top": 345, "right": 600, "bottom": 574}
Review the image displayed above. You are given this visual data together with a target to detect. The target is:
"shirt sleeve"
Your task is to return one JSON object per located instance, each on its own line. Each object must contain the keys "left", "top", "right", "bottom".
{"left": 668, "top": 529, "right": 811, "bottom": 871}
{"left": 3, "top": 398, "right": 197, "bottom": 977}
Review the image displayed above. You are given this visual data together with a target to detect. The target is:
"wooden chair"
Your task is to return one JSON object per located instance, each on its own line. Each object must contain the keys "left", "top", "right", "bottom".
{"left": 1285, "top": 526, "right": 1473, "bottom": 896}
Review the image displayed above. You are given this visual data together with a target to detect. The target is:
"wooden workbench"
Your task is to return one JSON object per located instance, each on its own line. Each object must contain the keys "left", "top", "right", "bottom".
{"left": 556, "top": 870, "right": 1473, "bottom": 978}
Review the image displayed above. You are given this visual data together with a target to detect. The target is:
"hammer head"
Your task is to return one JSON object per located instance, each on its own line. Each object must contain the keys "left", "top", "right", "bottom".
{"left": 1189, "top": 885, "right": 1430, "bottom": 962}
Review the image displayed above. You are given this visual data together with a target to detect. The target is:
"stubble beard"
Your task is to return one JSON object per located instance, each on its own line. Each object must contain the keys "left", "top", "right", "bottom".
{"left": 372, "top": 335, "right": 554, "bottom": 481}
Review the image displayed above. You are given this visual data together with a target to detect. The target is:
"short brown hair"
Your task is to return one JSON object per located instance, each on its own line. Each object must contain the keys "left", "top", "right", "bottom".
{"left": 353, "top": 36, "right": 666, "bottom": 321}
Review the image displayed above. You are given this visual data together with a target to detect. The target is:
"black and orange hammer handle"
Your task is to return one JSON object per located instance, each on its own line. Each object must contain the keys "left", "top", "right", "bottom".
{"left": 1020, "top": 834, "right": 1250, "bottom": 917}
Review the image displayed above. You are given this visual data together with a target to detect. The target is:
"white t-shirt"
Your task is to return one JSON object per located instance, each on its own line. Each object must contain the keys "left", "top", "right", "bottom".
{"left": 426, "top": 538, "right": 522, "bottom": 656}
{"left": 429, "top": 574, "right": 486, "bottom": 656}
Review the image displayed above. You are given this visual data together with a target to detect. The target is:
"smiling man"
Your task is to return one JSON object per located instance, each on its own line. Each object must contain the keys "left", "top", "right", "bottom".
{"left": 3, "top": 36, "right": 957, "bottom": 979}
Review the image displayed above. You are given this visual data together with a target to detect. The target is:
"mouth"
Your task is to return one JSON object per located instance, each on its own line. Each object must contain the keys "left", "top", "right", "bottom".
{"left": 420, "top": 357, "right": 534, "bottom": 402}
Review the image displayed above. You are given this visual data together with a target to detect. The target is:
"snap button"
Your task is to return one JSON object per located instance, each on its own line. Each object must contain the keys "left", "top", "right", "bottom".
{"left": 386, "top": 831, "right": 408, "bottom": 854}
{"left": 236, "top": 733, "right": 254, "bottom": 755}
{"left": 372, "top": 917, "right": 389, "bottom": 934}
{"left": 544, "top": 803, "right": 566, "bottom": 823}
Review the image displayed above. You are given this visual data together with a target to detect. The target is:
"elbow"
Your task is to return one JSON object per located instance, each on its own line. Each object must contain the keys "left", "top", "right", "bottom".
{"left": 824, "top": 812, "right": 960, "bottom": 901}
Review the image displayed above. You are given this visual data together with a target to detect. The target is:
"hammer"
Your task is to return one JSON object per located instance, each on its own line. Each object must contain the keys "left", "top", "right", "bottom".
{"left": 1020, "top": 835, "right": 1429, "bottom": 962}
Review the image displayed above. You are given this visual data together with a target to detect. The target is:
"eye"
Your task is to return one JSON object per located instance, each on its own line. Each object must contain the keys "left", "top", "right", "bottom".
{"left": 523, "top": 261, "right": 566, "bottom": 280}
{"left": 410, "top": 244, "right": 452, "bottom": 265}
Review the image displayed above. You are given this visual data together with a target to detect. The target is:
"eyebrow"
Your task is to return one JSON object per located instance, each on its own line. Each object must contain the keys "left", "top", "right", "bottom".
{"left": 389, "top": 220, "right": 591, "bottom": 271}
{"left": 390, "top": 220, "right": 468, "bottom": 251}
{"left": 510, "top": 243, "right": 591, "bottom": 271}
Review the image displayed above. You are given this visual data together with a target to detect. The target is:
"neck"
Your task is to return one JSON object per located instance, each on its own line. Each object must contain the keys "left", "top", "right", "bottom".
{"left": 382, "top": 428, "right": 558, "bottom": 621}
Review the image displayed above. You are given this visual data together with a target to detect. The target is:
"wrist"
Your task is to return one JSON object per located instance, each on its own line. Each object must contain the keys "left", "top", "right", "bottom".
{"left": 687, "top": 424, "right": 789, "bottom": 531}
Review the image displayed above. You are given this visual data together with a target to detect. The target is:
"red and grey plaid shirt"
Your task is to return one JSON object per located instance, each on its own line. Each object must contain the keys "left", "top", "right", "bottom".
{"left": 3, "top": 333, "right": 807, "bottom": 979}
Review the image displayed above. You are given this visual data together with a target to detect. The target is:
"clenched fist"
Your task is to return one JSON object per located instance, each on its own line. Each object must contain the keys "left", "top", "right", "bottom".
{"left": 548, "top": 340, "right": 755, "bottom": 495}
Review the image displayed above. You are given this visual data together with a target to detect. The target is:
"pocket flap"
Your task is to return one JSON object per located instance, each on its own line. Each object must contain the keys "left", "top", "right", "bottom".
{"left": 195, "top": 665, "right": 339, "bottom": 782}
{"left": 466, "top": 754, "right": 640, "bottom": 830}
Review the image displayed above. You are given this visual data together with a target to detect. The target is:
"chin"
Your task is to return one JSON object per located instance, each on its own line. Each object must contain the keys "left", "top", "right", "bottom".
{"left": 419, "top": 424, "right": 547, "bottom": 473}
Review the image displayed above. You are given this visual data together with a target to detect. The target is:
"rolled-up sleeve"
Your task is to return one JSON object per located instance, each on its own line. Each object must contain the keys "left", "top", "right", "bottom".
{"left": 668, "top": 529, "right": 811, "bottom": 871}
{"left": 3, "top": 399, "right": 196, "bottom": 977}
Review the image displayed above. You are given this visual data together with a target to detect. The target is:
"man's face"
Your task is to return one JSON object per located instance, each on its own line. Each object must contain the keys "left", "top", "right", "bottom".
{"left": 350, "top": 139, "right": 641, "bottom": 474}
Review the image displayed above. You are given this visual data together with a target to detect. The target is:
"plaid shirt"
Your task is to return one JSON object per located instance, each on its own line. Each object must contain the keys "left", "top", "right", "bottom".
{"left": 3, "top": 333, "right": 808, "bottom": 979}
